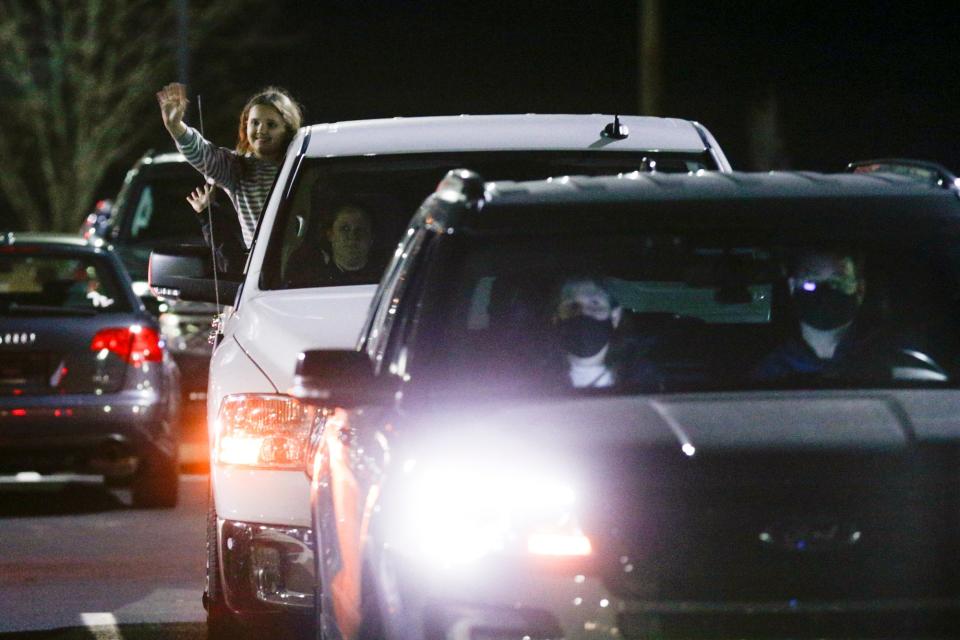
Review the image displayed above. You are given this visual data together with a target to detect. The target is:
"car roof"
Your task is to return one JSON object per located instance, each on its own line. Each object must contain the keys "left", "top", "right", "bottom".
{"left": 431, "top": 170, "right": 960, "bottom": 234}
{"left": 487, "top": 170, "right": 956, "bottom": 203}
{"left": 302, "top": 114, "right": 714, "bottom": 157}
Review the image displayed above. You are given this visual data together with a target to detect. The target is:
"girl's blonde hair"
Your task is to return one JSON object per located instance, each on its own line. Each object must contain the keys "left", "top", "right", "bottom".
{"left": 235, "top": 86, "right": 303, "bottom": 156}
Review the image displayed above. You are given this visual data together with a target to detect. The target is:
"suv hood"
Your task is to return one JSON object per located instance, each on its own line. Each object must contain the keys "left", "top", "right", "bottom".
{"left": 415, "top": 389, "right": 960, "bottom": 455}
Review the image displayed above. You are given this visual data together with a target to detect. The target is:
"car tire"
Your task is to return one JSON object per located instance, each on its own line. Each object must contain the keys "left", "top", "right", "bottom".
{"left": 131, "top": 449, "right": 179, "bottom": 508}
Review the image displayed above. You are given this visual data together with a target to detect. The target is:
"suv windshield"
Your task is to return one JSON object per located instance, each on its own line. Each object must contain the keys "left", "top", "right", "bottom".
{"left": 262, "top": 151, "right": 715, "bottom": 290}
{"left": 418, "top": 231, "right": 960, "bottom": 395}
{"left": 0, "top": 252, "right": 132, "bottom": 315}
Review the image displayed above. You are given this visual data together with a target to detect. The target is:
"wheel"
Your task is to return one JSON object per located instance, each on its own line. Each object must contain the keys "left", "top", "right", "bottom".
{"left": 131, "top": 449, "right": 179, "bottom": 508}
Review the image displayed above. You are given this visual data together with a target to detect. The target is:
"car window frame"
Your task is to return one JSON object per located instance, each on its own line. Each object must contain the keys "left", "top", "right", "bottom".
{"left": 363, "top": 224, "right": 434, "bottom": 375}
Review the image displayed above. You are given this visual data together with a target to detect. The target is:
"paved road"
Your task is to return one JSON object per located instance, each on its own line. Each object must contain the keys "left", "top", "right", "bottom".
{"left": 0, "top": 474, "right": 208, "bottom": 637}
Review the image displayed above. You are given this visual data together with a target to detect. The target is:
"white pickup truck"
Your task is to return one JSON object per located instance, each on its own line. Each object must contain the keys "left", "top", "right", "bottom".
{"left": 151, "top": 113, "right": 731, "bottom": 636}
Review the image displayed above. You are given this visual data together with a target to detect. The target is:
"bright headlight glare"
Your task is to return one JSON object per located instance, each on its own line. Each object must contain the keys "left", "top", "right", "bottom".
{"left": 131, "top": 280, "right": 151, "bottom": 297}
{"left": 392, "top": 462, "right": 590, "bottom": 566}
{"left": 527, "top": 531, "right": 593, "bottom": 557}
{"left": 216, "top": 394, "right": 318, "bottom": 468}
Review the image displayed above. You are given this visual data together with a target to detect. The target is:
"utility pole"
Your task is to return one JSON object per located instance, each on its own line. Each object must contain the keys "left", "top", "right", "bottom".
{"left": 638, "top": 0, "right": 662, "bottom": 116}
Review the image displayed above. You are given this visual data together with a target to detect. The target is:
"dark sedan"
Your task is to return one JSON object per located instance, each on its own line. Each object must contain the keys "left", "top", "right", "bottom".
{"left": 293, "top": 170, "right": 960, "bottom": 639}
{"left": 0, "top": 232, "right": 180, "bottom": 507}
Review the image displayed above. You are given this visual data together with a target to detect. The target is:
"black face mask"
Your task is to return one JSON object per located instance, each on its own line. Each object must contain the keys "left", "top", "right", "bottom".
{"left": 558, "top": 316, "right": 613, "bottom": 357}
{"left": 793, "top": 287, "right": 859, "bottom": 330}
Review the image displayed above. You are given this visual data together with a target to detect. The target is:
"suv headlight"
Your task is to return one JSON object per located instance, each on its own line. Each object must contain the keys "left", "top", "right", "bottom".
{"left": 388, "top": 459, "right": 592, "bottom": 567}
{"left": 215, "top": 394, "right": 319, "bottom": 469}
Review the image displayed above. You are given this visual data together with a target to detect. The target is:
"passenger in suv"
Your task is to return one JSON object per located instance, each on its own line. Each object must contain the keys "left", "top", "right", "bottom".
{"left": 293, "top": 168, "right": 960, "bottom": 640}
{"left": 285, "top": 195, "right": 380, "bottom": 286}
{"left": 150, "top": 113, "right": 732, "bottom": 637}
{"left": 754, "top": 247, "right": 868, "bottom": 380}
{"left": 550, "top": 275, "right": 661, "bottom": 390}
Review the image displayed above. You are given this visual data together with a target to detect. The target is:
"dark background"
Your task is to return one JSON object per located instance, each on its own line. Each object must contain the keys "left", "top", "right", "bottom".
{"left": 130, "top": 0, "right": 960, "bottom": 203}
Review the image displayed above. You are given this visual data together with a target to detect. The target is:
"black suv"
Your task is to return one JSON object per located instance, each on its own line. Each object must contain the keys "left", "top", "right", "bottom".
{"left": 293, "top": 169, "right": 960, "bottom": 640}
{"left": 97, "top": 151, "right": 217, "bottom": 465}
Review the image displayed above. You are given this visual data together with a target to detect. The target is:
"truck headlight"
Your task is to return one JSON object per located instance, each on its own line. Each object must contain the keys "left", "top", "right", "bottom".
{"left": 389, "top": 460, "right": 591, "bottom": 567}
{"left": 215, "top": 394, "right": 319, "bottom": 469}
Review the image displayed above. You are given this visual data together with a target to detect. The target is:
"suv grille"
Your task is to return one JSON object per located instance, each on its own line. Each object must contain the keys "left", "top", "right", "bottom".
{"left": 586, "top": 446, "right": 960, "bottom": 636}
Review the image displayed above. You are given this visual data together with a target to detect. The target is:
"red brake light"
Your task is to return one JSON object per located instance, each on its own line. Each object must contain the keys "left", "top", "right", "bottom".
{"left": 90, "top": 325, "right": 163, "bottom": 366}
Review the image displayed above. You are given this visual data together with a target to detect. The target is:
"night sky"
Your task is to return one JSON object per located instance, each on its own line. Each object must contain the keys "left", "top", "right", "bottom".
{"left": 1, "top": 1, "right": 953, "bottom": 221}
{"left": 143, "top": 1, "right": 959, "bottom": 190}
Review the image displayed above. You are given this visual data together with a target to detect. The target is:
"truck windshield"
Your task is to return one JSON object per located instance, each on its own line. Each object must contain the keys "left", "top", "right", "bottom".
{"left": 261, "top": 151, "right": 715, "bottom": 290}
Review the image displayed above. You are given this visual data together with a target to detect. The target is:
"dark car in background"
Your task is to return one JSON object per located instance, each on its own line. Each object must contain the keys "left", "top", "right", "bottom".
{"left": 293, "top": 170, "right": 960, "bottom": 639}
{"left": 0, "top": 233, "right": 180, "bottom": 507}
{"left": 95, "top": 150, "right": 217, "bottom": 466}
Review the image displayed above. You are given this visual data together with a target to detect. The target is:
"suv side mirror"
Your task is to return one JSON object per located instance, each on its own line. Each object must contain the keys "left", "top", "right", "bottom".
{"left": 148, "top": 244, "right": 241, "bottom": 304}
{"left": 289, "top": 349, "right": 393, "bottom": 408}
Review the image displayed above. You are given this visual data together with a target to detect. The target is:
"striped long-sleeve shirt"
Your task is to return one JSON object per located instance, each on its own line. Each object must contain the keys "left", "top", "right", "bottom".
{"left": 175, "top": 126, "right": 279, "bottom": 248}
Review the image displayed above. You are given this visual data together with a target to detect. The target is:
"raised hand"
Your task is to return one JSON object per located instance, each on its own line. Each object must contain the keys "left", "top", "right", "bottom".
{"left": 156, "top": 82, "right": 189, "bottom": 137}
{"left": 186, "top": 184, "right": 216, "bottom": 214}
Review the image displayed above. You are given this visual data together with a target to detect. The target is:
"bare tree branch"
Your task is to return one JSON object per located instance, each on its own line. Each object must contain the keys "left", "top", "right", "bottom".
{"left": 0, "top": 0, "right": 265, "bottom": 231}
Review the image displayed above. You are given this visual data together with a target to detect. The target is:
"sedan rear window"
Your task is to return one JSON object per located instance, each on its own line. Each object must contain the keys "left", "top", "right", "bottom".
{"left": 0, "top": 253, "right": 132, "bottom": 314}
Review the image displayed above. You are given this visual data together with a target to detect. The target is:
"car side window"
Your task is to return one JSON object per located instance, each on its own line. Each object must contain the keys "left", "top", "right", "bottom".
{"left": 130, "top": 186, "right": 154, "bottom": 239}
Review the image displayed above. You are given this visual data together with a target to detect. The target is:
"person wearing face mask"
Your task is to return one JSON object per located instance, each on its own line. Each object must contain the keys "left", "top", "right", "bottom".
{"left": 549, "top": 276, "right": 660, "bottom": 390}
{"left": 753, "top": 249, "right": 867, "bottom": 380}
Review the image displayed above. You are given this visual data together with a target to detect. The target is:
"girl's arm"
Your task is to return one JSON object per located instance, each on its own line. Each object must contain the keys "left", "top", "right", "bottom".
{"left": 157, "top": 82, "right": 241, "bottom": 191}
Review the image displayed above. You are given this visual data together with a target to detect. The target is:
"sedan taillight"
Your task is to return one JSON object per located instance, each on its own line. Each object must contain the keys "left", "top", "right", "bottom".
{"left": 90, "top": 325, "right": 163, "bottom": 366}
